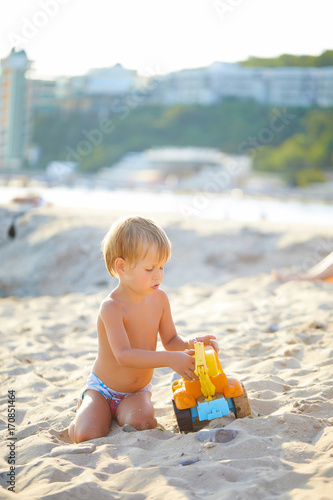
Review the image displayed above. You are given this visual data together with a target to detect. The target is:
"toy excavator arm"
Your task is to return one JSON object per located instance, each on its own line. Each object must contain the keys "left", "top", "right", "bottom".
{"left": 194, "top": 342, "right": 216, "bottom": 400}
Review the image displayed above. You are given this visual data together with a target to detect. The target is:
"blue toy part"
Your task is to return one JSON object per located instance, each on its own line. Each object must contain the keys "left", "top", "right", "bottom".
{"left": 227, "top": 398, "right": 235, "bottom": 414}
{"left": 190, "top": 396, "right": 232, "bottom": 422}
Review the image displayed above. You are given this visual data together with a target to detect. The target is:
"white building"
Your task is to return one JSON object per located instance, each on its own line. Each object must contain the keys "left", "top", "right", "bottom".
{"left": 0, "top": 49, "right": 31, "bottom": 170}
{"left": 316, "top": 67, "right": 333, "bottom": 107}
{"left": 54, "top": 64, "right": 140, "bottom": 113}
{"left": 65, "top": 63, "right": 138, "bottom": 98}
{"left": 85, "top": 64, "right": 138, "bottom": 96}
{"left": 209, "top": 62, "right": 333, "bottom": 108}
{"left": 149, "top": 67, "right": 217, "bottom": 105}
{"left": 208, "top": 62, "right": 266, "bottom": 103}
{"left": 147, "top": 61, "right": 333, "bottom": 108}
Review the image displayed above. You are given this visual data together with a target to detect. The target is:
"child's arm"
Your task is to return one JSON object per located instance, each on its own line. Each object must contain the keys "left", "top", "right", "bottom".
{"left": 158, "top": 290, "right": 219, "bottom": 353}
{"left": 100, "top": 300, "right": 196, "bottom": 380}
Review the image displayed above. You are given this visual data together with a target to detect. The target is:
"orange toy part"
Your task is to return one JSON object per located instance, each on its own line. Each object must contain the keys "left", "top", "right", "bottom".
{"left": 172, "top": 344, "right": 244, "bottom": 410}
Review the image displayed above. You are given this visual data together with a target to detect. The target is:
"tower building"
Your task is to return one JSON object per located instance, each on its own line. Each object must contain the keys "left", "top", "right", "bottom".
{"left": 0, "top": 48, "right": 31, "bottom": 170}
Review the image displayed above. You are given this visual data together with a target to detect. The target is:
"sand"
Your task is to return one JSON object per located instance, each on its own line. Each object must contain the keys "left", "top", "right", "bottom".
{"left": 1, "top": 203, "right": 333, "bottom": 499}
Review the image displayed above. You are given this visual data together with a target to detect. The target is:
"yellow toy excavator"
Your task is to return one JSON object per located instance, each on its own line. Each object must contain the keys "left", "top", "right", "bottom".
{"left": 172, "top": 342, "right": 251, "bottom": 432}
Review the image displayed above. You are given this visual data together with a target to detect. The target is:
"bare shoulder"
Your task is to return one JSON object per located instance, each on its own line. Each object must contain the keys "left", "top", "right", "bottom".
{"left": 99, "top": 294, "right": 123, "bottom": 321}
{"left": 153, "top": 288, "right": 170, "bottom": 307}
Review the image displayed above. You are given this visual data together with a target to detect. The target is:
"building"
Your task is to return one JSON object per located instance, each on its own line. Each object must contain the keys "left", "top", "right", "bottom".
{"left": 316, "top": 67, "right": 333, "bottom": 107}
{"left": 208, "top": 62, "right": 333, "bottom": 108}
{"left": 144, "top": 62, "right": 333, "bottom": 108}
{"left": 26, "top": 78, "right": 58, "bottom": 115}
{"left": 56, "top": 64, "right": 140, "bottom": 114}
{"left": 96, "top": 147, "right": 250, "bottom": 190}
{"left": 208, "top": 62, "right": 265, "bottom": 104}
{"left": 148, "top": 66, "right": 217, "bottom": 105}
{"left": 0, "top": 48, "right": 31, "bottom": 170}
{"left": 85, "top": 63, "right": 138, "bottom": 96}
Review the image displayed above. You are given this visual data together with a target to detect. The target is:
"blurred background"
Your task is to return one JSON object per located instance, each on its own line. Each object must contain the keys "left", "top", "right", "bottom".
{"left": 0, "top": 0, "right": 333, "bottom": 217}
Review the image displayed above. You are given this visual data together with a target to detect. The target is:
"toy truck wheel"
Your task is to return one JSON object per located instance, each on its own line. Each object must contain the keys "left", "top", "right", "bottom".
{"left": 232, "top": 383, "right": 252, "bottom": 418}
{"left": 172, "top": 400, "right": 193, "bottom": 433}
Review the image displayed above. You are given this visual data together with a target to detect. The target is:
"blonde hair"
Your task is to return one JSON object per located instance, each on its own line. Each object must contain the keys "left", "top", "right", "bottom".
{"left": 102, "top": 215, "right": 171, "bottom": 277}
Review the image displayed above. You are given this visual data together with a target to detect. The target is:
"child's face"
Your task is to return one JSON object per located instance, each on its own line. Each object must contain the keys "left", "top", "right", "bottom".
{"left": 122, "top": 244, "right": 167, "bottom": 296}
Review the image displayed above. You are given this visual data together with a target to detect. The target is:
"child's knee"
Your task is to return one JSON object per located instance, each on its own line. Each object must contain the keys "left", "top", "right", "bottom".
{"left": 138, "top": 415, "right": 157, "bottom": 430}
{"left": 124, "top": 411, "right": 157, "bottom": 431}
{"left": 68, "top": 422, "right": 74, "bottom": 442}
{"left": 69, "top": 420, "right": 109, "bottom": 443}
{"left": 75, "top": 427, "right": 109, "bottom": 443}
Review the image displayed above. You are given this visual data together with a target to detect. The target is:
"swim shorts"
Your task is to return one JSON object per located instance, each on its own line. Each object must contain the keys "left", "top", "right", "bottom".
{"left": 82, "top": 371, "right": 152, "bottom": 419}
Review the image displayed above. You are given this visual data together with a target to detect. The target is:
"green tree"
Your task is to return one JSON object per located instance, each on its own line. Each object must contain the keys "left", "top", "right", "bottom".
{"left": 241, "top": 50, "right": 333, "bottom": 68}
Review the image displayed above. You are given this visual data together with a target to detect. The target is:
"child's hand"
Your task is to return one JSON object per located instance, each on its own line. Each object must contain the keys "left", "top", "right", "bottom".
{"left": 189, "top": 335, "right": 219, "bottom": 353}
{"left": 169, "top": 352, "right": 196, "bottom": 381}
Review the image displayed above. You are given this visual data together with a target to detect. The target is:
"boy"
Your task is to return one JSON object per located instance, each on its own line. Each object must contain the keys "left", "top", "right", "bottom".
{"left": 69, "top": 215, "right": 218, "bottom": 443}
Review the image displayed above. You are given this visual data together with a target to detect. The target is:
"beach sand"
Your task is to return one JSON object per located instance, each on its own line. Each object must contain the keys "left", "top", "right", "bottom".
{"left": 1, "top": 204, "right": 333, "bottom": 499}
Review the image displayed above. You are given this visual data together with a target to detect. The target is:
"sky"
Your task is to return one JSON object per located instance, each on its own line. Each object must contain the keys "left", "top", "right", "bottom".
{"left": 0, "top": 0, "right": 332, "bottom": 78}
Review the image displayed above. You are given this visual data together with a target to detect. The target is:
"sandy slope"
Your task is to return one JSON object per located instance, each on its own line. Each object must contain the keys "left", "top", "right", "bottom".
{"left": 0, "top": 204, "right": 333, "bottom": 499}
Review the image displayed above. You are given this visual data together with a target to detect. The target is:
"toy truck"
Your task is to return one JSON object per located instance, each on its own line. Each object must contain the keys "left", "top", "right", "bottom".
{"left": 172, "top": 342, "right": 251, "bottom": 432}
